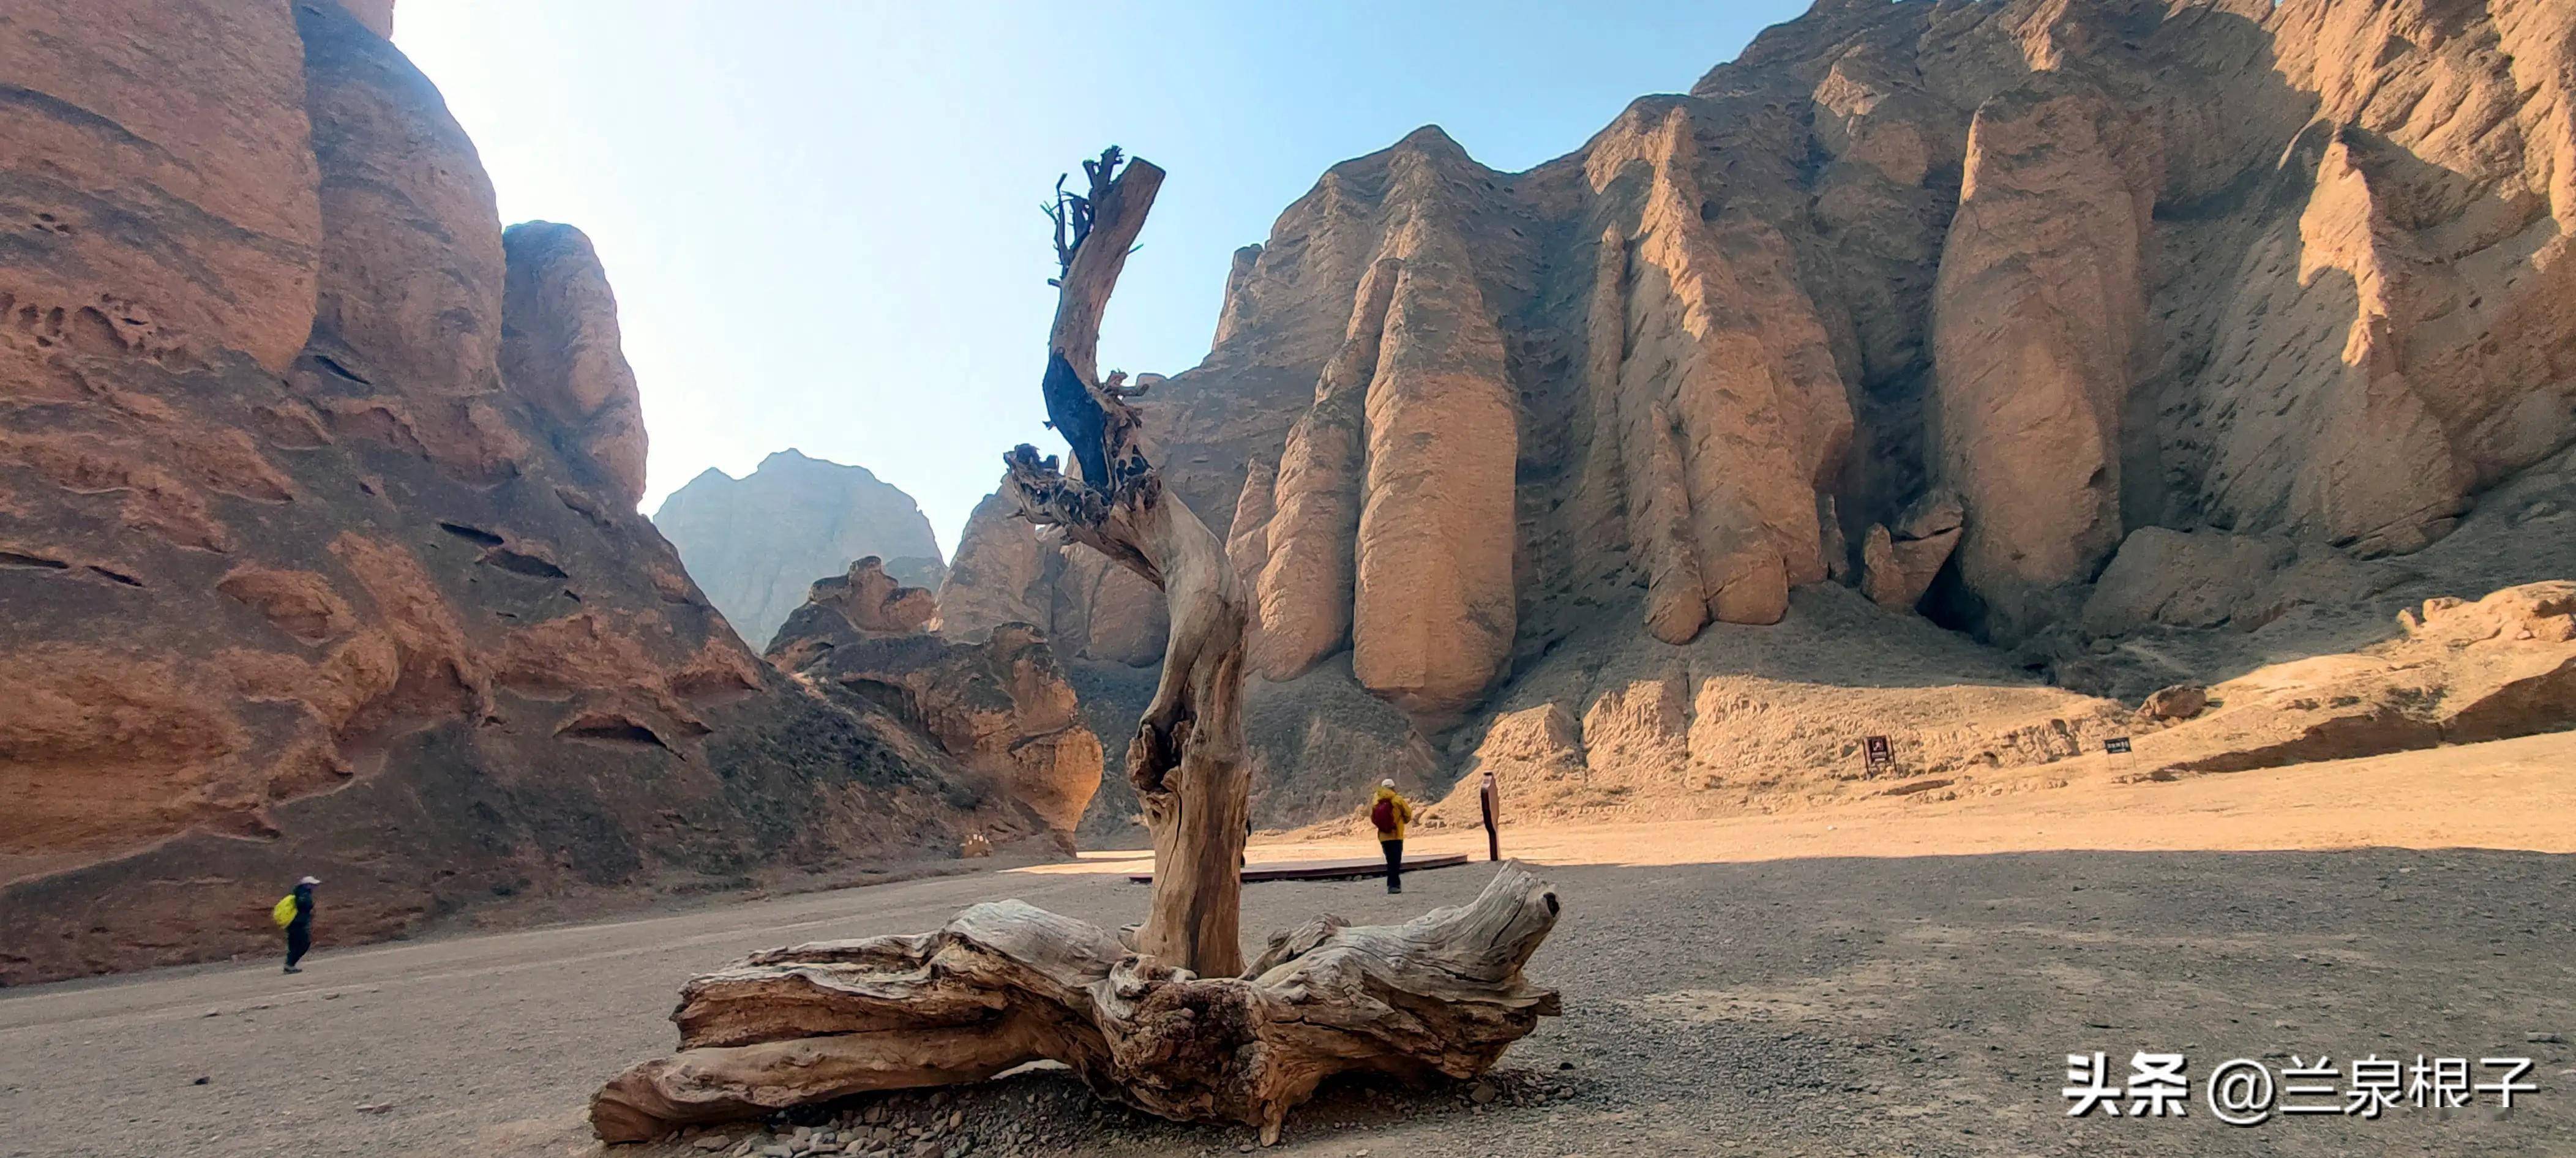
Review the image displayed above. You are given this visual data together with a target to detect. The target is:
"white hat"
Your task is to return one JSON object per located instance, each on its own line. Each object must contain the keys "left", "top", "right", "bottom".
{"left": 297, "top": 876, "right": 321, "bottom": 886}
{"left": 1380, "top": 779, "right": 1395, "bottom": 788}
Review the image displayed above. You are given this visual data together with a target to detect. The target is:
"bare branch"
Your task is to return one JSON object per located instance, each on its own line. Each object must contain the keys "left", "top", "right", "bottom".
{"left": 1034, "top": 150, "right": 1164, "bottom": 490}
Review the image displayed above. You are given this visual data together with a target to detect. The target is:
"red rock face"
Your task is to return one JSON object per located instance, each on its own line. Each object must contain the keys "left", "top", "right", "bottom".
{"left": 0, "top": 0, "right": 1011, "bottom": 984}
{"left": 0, "top": 0, "right": 323, "bottom": 375}
{"left": 501, "top": 222, "right": 650, "bottom": 508}
{"left": 331, "top": 0, "right": 392, "bottom": 37}
{"left": 301, "top": 0, "right": 506, "bottom": 407}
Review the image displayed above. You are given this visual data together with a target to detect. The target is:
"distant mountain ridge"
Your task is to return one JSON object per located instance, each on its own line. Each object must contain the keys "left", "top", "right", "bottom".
{"left": 653, "top": 449, "right": 946, "bottom": 649}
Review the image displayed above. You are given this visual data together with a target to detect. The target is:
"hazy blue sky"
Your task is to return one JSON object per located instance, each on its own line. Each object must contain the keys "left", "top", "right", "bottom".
{"left": 397, "top": 1, "right": 1811, "bottom": 553}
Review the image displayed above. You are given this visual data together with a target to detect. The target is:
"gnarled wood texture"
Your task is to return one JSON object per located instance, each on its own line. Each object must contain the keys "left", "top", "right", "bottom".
{"left": 1002, "top": 148, "right": 1249, "bottom": 976}
{"left": 592, "top": 865, "right": 1560, "bottom": 1144}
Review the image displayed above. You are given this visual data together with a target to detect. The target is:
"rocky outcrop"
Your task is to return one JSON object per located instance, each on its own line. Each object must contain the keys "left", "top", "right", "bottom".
{"left": 500, "top": 222, "right": 649, "bottom": 506}
{"left": 301, "top": 0, "right": 505, "bottom": 404}
{"left": 2138, "top": 684, "right": 2209, "bottom": 723}
{"left": 1190, "top": 0, "right": 2567, "bottom": 656}
{"left": 1346, "top": 200, "right": 1521, "bottom": 719}
{"left": 1211, "top": 244, "right": 1265, "bottom": 351}
{"left": 1930, "top": 79, "right": 2154, "bottom": 640}
{"left": 1226, "top": 454, "right": 1279, "bottom": 655}
{"left": 0, "top": 1, "right": 1018, "bottom": 984}
{"left": 331, "top": 0, "right": 393, "bottom": 38}
{"left": 1206, "top": 113, "right": 1858, "bottom": 715}
{"left": 1249, "top": 257, "right": 1397, "bottom": 681}
{"left": 2151, "top": 583, "right": 2576, "bottom": 775}
{"left": 768, "top": 562, "right": 1101, "bottom": 849}
{"left": 935, "top": 0, "right": 2576, "bottom": 832}
{"left": 0, "top": 0, "right": 322, "bottom": 376}
{"left": 652, "top": 449, "right": 945, "bottom": 649}
{"left": 1054, "top": 550, "right": 1170, "bottom": 668}
{"left": 937, "top": 490, "right": 1172, "bottom": 668}
{"left": 794, "top": 557, "right": 936, "bottom": 643}
{"left": 1860, "top": 490, "right": 1964, "bottom": 613}
{"left": 1573, "top": 102, "right": 1854, "bottom": 640}
{"left": 2078, "top": 526, "right": 2404, "bottom": 638}
{"left": 2190, "top": 0, "right": 2576, "bottom": 559}
{"left": 937, "top": 492, "right": 1050, "bottom": 642}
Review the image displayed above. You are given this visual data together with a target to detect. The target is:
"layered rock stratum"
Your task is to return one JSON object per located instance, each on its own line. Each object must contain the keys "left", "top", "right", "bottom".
{"left": 0, "top": 0, "right": 1060, "bottom": 984}
{"left": 942, "top": 0, "right": 2576, "bottom": 835}
{"left": 654, "top": 450, "right": 946, "bottom": 650}
{"left": 768, "top": 559, "right": 1103, "bottom": 851}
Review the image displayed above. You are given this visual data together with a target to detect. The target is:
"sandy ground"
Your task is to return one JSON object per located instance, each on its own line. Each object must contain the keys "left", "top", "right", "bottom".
{"left": 4, "top": 732, "right": 2574, "bottom": 1157}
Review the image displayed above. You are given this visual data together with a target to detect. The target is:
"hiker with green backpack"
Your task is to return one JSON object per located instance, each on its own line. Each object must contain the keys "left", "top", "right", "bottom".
{"left": 271, "top": 876, "right": 318, "bottom": 974}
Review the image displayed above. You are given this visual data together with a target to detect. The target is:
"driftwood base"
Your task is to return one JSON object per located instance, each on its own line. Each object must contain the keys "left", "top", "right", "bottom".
{"left": 591, "top": 865, "right": 1561, "bottom": 1145}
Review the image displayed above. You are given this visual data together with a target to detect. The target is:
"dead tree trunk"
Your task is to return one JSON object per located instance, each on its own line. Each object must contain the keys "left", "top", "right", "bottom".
{"left": 591, "top": 866, "right": 1561, "bottom": 1146}
{"left": 1001, "top": 148, "right": 1249, "bottom": 976}
{"left": 590, "top": 149, "right": 1561, "bottom": 1146}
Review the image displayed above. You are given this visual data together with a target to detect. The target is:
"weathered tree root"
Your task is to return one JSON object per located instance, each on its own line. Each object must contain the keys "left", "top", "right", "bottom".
{"left": 590, "top": 865, "right": 1561, "bottom": 1145}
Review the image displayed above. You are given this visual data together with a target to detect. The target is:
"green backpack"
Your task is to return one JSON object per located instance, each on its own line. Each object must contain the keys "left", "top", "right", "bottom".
{"left": 271, "top": 895, "right": 299, "bottom": 928}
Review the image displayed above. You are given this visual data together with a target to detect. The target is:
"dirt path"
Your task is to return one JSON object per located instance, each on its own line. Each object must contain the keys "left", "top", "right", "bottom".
{"left": 5, "top": 734, "right": 2574, "bottom": 1157}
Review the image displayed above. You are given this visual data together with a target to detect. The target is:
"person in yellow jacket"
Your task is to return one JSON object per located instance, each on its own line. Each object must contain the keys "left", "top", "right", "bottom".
{"left": 1368, "top": 779, "right": 1413, "bottom": 894}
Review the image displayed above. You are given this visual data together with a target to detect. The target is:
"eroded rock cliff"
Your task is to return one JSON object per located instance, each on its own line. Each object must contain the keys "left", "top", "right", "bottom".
{"left": 0, "top": 0, "right": 1015, "bottom": 983}
{"left": 500, "top": 221, "right": 650, "bottom": 508}
{"left": 944, "top": 0, "right": 2576, "bottom": 832}
{"left": 768, "top": 559, "right": 1101, "bottom": 850}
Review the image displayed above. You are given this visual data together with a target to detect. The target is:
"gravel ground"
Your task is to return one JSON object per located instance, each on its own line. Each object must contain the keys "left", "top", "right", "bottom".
{"left": 5, "top": 743, "right": 2574, "bottom": 1157}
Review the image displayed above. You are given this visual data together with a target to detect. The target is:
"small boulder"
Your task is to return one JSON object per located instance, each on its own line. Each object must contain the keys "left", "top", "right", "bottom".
{"left": 1860, "top": 490, "right": 1964, "bottom": 613}
{"left": 2138, "top": 684, "right": 2208, "bottom": 722}
{"left": 810, "top": 557, "right": 938, "bottom": 636}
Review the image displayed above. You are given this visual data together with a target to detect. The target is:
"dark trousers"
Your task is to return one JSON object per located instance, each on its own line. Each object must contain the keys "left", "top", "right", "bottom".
{"left": 1481, "top": 802, "right": 1500, "bottom": 861}
{"left": 1381, "top": 839, "right": 1402, "bottom": 892}
{"left": 286, "top": 924, "right": 311, "bottom": 968}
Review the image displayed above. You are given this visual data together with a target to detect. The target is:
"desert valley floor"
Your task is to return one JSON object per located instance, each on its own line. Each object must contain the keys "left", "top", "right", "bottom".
{"left": 5, "top": 733, "right": 2573, "bottom": 1158}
